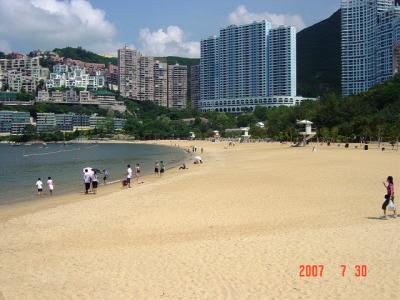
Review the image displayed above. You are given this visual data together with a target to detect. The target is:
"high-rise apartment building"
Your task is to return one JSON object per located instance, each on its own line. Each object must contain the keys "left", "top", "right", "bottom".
{"left": 200, "top": 21, "right": 304, "bottom": 113}
{"left": 118, "top": 48, "right": 188, "bottom": 109}
{"left": 168, "top": 64, "right": 188, "bottom": 109}
{"left": 139, "top": 56, "right": 154, "bottom": 101}
{"left": 200, "top": 36, "right": 219, "bottom": 103}
{"left": 268, "top": 26, "right": 297, "bottom": 96}
{"left": 154, "top": 60, "right": 168, "bottom": 107}
{"left": 118, "top": 47, "right": 140, "bottom": 99}
{"left": 341, "top": 0, "right": 400, "bottom": 96}
{"left": 191, "top": 64, "right": 200, "bottom": 108}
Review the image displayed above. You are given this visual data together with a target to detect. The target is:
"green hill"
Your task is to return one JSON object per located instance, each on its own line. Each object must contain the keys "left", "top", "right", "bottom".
{"left": 52, "top": 48, "right": 200, "bottom": 70}
{"left": 157, "top": 56, "right": 200, "bottom": 67}
{"left": 297, "top": 9, "right": 341, "bottom": 97}
{"left": 53, "top": 47, "right": 117, "bottom": 65}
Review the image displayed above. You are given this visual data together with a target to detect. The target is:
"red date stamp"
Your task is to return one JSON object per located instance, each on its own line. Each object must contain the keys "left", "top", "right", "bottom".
{"left": 299, "top": 265, "right": 367, "bottom": 277}
{"left": 299, "top": 265, "right": 324, "bottom": 277}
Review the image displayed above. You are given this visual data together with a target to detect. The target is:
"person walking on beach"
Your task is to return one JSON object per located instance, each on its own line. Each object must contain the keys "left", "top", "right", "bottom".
{"left": 382, "top": 176, "right": 396, "bottom": 218}
{"left": 160, "top": 161, "right": 165, "bottom": 176}
{"left": 91, "top": 170, "right": 99, "bottom": 194}
{"left": 36, "top": 178, "right": 43, "bottom": 197}
{"left": 83, "top": 169, "right": 91, "bottom": 194}
{"left": 47, "top": 176, "right": 54, "bottom": 196}
{"left": 135, "top": 163, "right": 141, "bottom": 183}
{"left": 103, "top": 169, "right": 109, "bottom": 185}
{"left": 126, "top": 164, "right": 132, "bottom": 188}
{"left": 154, "top": 161, "right": 160, "bottom": 177}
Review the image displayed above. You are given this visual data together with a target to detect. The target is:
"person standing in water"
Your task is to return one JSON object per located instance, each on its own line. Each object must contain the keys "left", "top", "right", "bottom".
{"left": 47, "top": 176, "right": 54, "bottom": 196}
{"left": 36, "top": 178, "right": 43, "bottom": 197}
{"left": 154, "top": 161, "right": 160, "bottom": 177}
{"left": 83, "top": 169, "right": 91, "bottom": 194}
{"left": 91, "top": 170, "right": 99, "bottom": 194}
{"left": 103, "top": 169, "right": 109, "bottom": 185}
{"left": 135, "top": 163, "right": 141, "bottom": 183}
{"left": 126, "top": 164, "right": 132, "bottom": 188}
{"left": 382, "top": 176, "right": 396, "bottom": 218}
{"left": 160, "top": 161, "right": 165, "bottom": 176}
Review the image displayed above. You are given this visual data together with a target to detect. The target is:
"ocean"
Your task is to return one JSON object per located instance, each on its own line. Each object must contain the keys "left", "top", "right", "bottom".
{"left": 0, "top": 143, "right": 187, "bottom": 205}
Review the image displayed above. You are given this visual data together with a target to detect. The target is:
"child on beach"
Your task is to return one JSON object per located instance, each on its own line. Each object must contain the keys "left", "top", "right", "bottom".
{"left": 160, "top": 161, "right": 165, "bottom": 176}
{"left": 382, "top": 176, "right": 396, "bottom": 218}
{"left": 36, "top": 178, "right": 43, "bottom": 196}
{"left": 83, "top": 169, "right": 91, "bottom": 194}
{"left": 135, "top": 163, "right": 141, "bottom": 183}
{"left": 126, "top": 164, "right": 132, "bottom": 188}
{"left": 103, "top": 169, "right": 109, "bottom": 185}
{"left": 47, "top": 177, "right": 54, "bottom": 196}
{"left": 155, "top": 161, "right": 160, "bottom": 176}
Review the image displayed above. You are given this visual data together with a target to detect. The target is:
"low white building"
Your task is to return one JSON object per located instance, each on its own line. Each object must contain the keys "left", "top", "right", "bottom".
{"left": 199, "top": 96, "right": 317, "bottom": 113}
{"left": 7, "top": 70, "right": 37, "bottom": 93}
{"left": 46, "top": 64, "right": 105, "bottom": 90}
{"left": 37, "top": 90, "right": 50, "bottom": 102}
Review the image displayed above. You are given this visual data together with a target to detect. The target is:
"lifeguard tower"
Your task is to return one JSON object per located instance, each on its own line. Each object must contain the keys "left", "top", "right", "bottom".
{"left": 296, "top": 120, "right": 316, "bottom": 146}
{"left": 225, "top": 127, "right": 251, "bottom": 143}
{"left": 212, "top": 130, "right": 220, "bottom": 142}
{"left": 240, "top": 127, "right": 251, "bottom": 143}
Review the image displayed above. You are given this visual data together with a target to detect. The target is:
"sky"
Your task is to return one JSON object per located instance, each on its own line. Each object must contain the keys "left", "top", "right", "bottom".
{"left": 0, "top": 0, "right": 340, "bottom": 57}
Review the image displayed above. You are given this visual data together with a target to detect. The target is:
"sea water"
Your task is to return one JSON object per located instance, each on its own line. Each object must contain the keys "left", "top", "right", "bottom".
{"left": 0, "top": 143, "right": 187, "bottom": 205}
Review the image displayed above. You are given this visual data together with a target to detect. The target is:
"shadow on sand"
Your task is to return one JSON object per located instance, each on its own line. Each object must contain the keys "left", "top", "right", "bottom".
{"left": 366, "top": 215, "right": 398, "bottom": 221}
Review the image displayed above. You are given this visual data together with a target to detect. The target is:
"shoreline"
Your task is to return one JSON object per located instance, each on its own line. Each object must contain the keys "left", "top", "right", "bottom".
{"left": 0, "top": 141, "right": 194, "bottom": 222}
{"left": 1, "top": 139, "right": 398, "bottom": 222}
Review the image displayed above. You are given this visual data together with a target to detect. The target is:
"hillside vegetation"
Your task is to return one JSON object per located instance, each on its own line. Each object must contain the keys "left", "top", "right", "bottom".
{"left": 297, "top": 9, "right": 341, "bottom": 97}
{"left": 53, "top": 47, "right": 118, "bottom": 65}
{"left": 3, "top": 77, "right": 400, "bottom": 142}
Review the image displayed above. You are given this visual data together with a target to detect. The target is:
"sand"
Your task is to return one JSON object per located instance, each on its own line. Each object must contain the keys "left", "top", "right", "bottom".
{"left": 0, "top": 141, "right": 399, "bottom": 299}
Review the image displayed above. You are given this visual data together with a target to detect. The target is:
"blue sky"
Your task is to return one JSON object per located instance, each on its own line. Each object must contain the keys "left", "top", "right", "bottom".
{"left": 0, "top": 0, "right": 340, "bottom": 57}
{"left": 92, "top": 0, "right": 339, "bottom": 41}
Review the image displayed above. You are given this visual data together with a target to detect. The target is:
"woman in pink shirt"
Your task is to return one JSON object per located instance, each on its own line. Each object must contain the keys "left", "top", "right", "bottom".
{"left": 382, "top": 176, "right": 396, "bottom": 217}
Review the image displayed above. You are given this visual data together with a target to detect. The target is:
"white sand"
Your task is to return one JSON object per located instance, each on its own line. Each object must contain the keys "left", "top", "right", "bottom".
{"left": 0, "top": 141, "right": 399, "bottom": 299}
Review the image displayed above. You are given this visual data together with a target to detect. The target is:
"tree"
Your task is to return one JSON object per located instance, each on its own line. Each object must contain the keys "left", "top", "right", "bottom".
{"left": 319, "top": 127, "right": 330, "bottom": 142}
{"left": 330, "top": 127, "right": 339, "bottom": 142}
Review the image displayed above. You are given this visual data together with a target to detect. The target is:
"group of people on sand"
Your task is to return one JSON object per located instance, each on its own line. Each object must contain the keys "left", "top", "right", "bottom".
{"left": 124, "top": 164, "right": 142, "bottom": 188}
{"left": 83, "top": 168, "right": 104, "bottom": 195}
{"left": 123, "top": 161, "right": 166, "bottom": 188}
{"left": 35, "top": 177, "right": 54, "bottom": 196}
{"left": 154, "top": 161, "right": 165, "bottom": 177}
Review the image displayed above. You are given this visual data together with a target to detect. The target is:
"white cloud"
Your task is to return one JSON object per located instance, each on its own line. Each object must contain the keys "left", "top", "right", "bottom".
{"left": 139, "top": 26, "right": 200, "bottom": 57}
{"left": 0, "top": 0, "right": 124, "bottom": 54}
{"left": 229, "top": 5, "right": 306, "bottom": 31}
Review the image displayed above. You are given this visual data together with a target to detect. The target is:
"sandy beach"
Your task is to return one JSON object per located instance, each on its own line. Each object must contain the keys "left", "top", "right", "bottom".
{"left": 0, "top": 141, "right": 399, "bottom": 299}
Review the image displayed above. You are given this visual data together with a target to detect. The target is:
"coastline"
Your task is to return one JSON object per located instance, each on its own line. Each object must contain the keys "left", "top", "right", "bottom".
{"left": 0, "top": 140, "right": 192, "bottom": 221}
{"left": 0, "top": 140, "right": 399, "bottom": 299}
